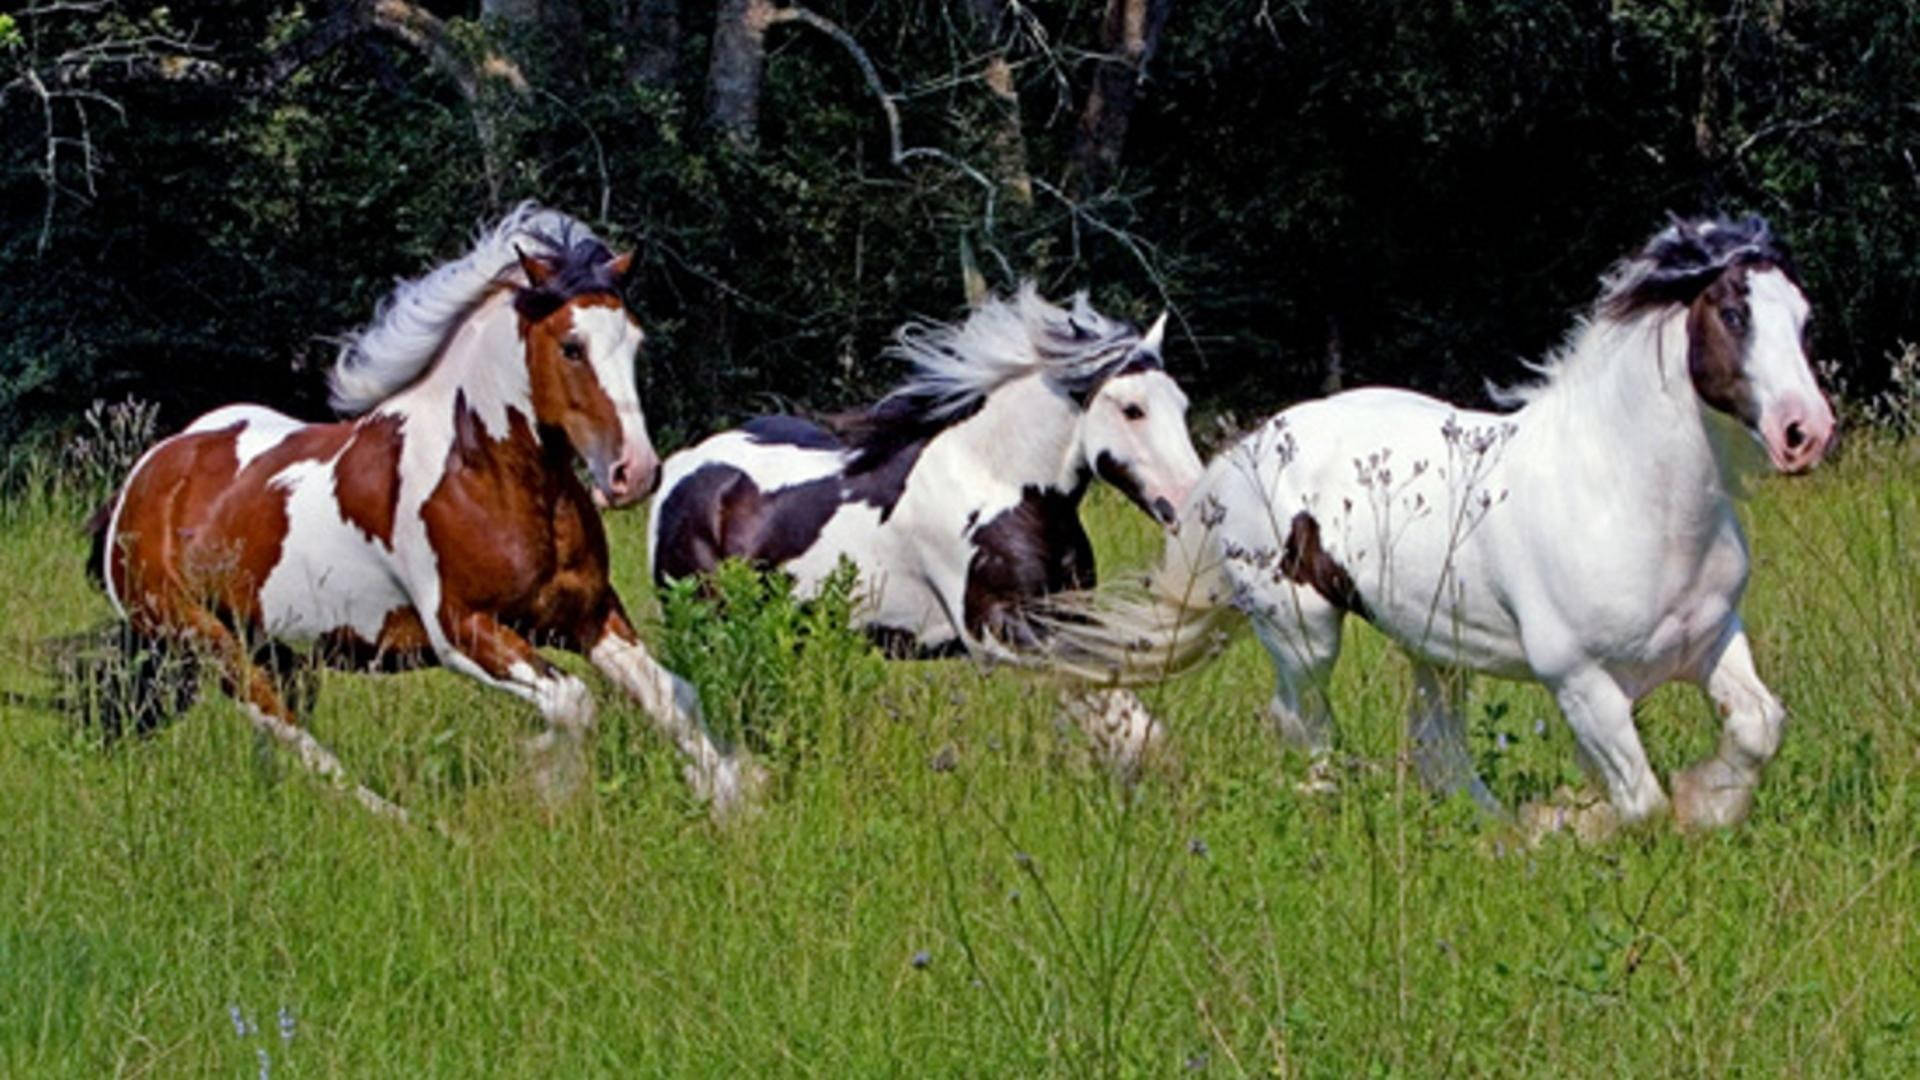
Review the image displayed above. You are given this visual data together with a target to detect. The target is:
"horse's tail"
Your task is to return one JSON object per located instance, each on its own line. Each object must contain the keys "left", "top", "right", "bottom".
{"left": 68, "top": 491, "right": 200, "bottom": 737}
{"left": 82, "top": 496, "right": 113, "bottom": 589}
{"left": 1027, "top": 507, "right": 1243, "bottom": 686}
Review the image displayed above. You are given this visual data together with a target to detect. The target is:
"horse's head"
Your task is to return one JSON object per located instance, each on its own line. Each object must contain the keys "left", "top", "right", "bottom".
{"left": 1077, "top": 314, "right": 1206, "bottom": 528}
{"left": 1612, "top": 215, "right": 1834, "bottom": 474}
{"left": 514, "top": 243, "right": 661, "bottom": 507}
{"left": 1687, "top": 257, "right": 1833, "bottom": 475}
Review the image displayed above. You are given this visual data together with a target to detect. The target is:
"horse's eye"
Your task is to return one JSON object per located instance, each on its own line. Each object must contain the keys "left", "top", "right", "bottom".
{"left": 1122, "top": 403, "right": 1146, "bottom": 421}
{"left": 1720, "top": 306, "right": 1748, "bottom": 334}
{"left": 561, "top": 340, "right": 587, "bottom": 362}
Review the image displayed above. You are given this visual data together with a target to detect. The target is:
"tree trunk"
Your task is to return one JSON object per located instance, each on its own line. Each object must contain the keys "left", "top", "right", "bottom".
{"left": 965, "top": 0, "right": 1033, "bottom": 207}
{"left": 626, "top": 0, "right": 682, "bottom": 89}
{"left": 1072, "top": 0, "right": 1173, "bottom": 198}
{"left": 484, "top": 0, "right": 586, "bottom": 90}
{"left": 708, "top": 0, "right": 774, "bottom": 148}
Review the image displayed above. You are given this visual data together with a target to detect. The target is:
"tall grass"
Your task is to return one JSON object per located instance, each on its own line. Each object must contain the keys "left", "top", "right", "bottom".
{"left": 1, "top": 439, "right": 1917, "bottom": 1075}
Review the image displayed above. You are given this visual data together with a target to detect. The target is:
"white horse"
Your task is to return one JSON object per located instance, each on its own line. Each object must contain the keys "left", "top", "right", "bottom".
{"left": 1034, "top": 215, "right": 1833, "bottom": 833}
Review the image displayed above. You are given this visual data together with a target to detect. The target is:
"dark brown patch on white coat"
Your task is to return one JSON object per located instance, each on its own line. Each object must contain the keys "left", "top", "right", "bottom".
{"left": 1281, "top": 511, "right": 1368, "bottom": 619}
{"left": 1685, "top": 263, "right": 1761, "bottom": 427}
{"left": 963, "top": 479, "right": 1097, "bottom": 646}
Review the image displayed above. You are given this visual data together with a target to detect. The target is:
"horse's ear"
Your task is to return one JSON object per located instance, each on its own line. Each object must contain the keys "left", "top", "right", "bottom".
{"left": 516, "top": 245, "right": 556, "bottom": 288}
{"left": 604, "top": 250, "right": 634, "bottom": 282}
{"left": 1140, "top": 312, "right": 1168, "bottom": 356}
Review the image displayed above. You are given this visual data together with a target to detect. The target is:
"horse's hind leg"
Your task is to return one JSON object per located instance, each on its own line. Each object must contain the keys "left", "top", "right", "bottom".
{"left": 172, "top": 608, "right": 408, "bottom": 822}
{"left": 1246, "top": 582, "right": 1343, "bottom": 791}
{"left": 1406, "top": 660, "right": 1500, "bottom": 814}
{"left": 581, "top": 605, "right": 765, "bottom": 821}
{"left": 1673, "top": 624, "right": 1782, "bottom": 829}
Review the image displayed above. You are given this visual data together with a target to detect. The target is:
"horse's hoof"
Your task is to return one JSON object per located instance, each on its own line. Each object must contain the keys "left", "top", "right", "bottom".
{"left": 524, "top": 729, "right": 589, "bottom": 807}
{"left": 692, "top": 756, "right": 769, "bottom": 823}
{"left": 1520, "top": 787, "right": 1620, "bottom": 845}
{"left": 1291, "top": 756, "right": 1339, "bottom": 797}
{"left": 1671, "top": 758, "right": 1755, "bottom": 830}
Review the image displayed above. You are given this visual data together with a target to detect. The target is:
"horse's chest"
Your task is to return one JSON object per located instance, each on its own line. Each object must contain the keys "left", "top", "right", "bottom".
{"left": 960, "top": 488, "right": 1094, "bottom": 641}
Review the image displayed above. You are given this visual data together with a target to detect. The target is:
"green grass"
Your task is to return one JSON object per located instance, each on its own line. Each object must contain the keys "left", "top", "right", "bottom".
{"left": 3, "top": 442, "right": 1918, "bottom": 1077}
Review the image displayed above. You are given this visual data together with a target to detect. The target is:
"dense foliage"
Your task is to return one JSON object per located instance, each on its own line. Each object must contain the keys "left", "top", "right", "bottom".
{"left": 3, "top": 1, "right": 1916, "bottom": 448}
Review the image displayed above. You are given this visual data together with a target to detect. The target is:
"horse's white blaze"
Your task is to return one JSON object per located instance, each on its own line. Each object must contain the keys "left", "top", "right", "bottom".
{"left": 1085, "top": 368, "right": 1204, "bottom": 521}
{"left": 573, "top": 304, "right": 654, "bottom": 503}
{"left": 1742, "top": 269, "right": 1833, "bottom": 471}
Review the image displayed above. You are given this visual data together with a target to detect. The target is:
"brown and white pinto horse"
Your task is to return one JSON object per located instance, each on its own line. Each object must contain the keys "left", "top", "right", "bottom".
{"left": 94, "top": 205, "right": 758, "bottom": 819}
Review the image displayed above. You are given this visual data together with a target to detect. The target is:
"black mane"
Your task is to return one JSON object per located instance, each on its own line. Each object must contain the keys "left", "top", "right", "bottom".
{"left": 1601, "top": 214, "right": 1795, "bottom": 319}
{"left": 512, "top": 226, "right": 623, "bottom": 322}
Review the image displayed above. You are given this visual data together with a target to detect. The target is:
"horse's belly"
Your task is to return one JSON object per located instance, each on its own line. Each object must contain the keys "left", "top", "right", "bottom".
{"left": 781, "top": 503, "right": 960, "bottom": 646}
{"left": 255, "top": 461, "right": 410, "bottom": 645}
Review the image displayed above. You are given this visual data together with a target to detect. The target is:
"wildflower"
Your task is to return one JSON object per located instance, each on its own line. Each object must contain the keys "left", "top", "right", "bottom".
{"left": 911, "top": 950, "right": 931, "bottom": 970}
{"left": 1188, "top": 837, "right": 1209, "bottom": 857}
{"left": 278, "top": 1005, "right": 295, "bottom": 1044}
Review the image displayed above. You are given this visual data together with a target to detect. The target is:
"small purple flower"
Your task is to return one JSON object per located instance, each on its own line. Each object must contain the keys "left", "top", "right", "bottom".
{"left": 911, "top": 950, "right": 931, "bottom": 970}
{"left": 1534, "top": 718, "right": 1547, "bottom": 737}
{"left": 1188, "top": 837, "right": 1209, "bottom": 857}
{"left": 228, "top": 1005, "right": 252, "bottom": 1038}
{"left": 278, "top": 1005, "right": 295, "bottom": 1044}
{"left": 1496, "top": 732, "right": 1510, "bottom": 752}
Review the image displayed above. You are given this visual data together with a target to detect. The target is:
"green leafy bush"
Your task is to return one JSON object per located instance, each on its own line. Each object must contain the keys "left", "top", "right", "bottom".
{"left": 656, "top": 556, "right": 886, "bottom": 769}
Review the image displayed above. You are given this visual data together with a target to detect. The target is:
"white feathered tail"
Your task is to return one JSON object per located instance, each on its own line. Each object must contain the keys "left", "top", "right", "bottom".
{"left": 1029, "top": 497, "right": 1245, "bottom": 685}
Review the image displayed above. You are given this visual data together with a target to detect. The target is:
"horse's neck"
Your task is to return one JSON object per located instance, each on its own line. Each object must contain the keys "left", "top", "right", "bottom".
{"left": 385, "top": 294, "right": 536, "bottom": 447}
{"left": 374, "top": 295, "right": 562, "bottom": 507}
{"left": 1525, "top": 313, "right": 1733, "bottom": 526}
{"left": 942, "top": 373, "right": 1087, "bottom": 494}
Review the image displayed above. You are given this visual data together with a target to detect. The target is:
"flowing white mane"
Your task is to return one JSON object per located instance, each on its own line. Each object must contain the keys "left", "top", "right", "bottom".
{"left": 1489, "top": 215, "right": 1785, "bottom": 408}
{"left": 327, "top": 202, "right": 605, "bottom": 415}
{"left": 880, "top": 282, "right": 1146, "bottom": 420}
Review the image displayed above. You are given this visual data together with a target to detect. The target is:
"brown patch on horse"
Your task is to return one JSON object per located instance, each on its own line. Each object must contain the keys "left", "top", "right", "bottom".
{"left": 1686, "top": 264, "right": 1759, "bottom": 426}
{"left": 522, "top": 297, "right": 624, "bottom": 466}
{"left": 422, "top": 394, "right": 615, "bottom": 654}
{"left": 964, "top": 483, "right": 1097, "bottom": 646}
{"left": 105, "top": 422, "right": 247, "bottom": 628}
{"left": 334, "top": 413, "right": 407, "bottom": 549}
{"left": 1280, "top": 511, "right": 1368, "bottom": 618}
{"left": 651, "top": 463, "right": 844, "bottom": 586}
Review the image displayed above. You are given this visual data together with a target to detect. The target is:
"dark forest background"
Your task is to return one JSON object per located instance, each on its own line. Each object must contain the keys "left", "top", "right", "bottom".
{"left": 4, "top": 0, "right": 1916, "bottom": 451}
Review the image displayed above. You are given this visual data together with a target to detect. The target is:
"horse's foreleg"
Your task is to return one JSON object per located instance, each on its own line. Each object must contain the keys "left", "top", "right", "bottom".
{"left": 435, "top": 610, "right": 597, "bottom": 802}
{"left": 583, "top": 607, "right": 764, "bottom": 820}
{"left": 171, "top": 608, "right": 408, "bottom": 822}
{"left": 1406, "top": 661, "right": 1500, "bottom": 814}
{"left": 1673, "top": 625, "right": 1782, "bottom": 829}
{"left": 1542, "top": 668, "right": 1667, "bottom": 837}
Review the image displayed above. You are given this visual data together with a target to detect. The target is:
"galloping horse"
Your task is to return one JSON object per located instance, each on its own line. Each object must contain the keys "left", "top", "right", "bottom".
{"left": 1035, "top": 216, "right": 1833, "bottom": 833}
{"left": 647, "top": 285, "right": 1205, "bottom": 761}
{"left": 94, "top": 204, "right": 757, "bottom": 819}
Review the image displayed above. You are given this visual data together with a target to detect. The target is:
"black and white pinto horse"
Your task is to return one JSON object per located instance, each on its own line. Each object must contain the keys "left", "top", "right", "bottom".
{"left": 648, "top": 285, "right": 1205, "bottom": 760}
{"left": 1034, "top": 216, "right": 1834, "bottom": 835}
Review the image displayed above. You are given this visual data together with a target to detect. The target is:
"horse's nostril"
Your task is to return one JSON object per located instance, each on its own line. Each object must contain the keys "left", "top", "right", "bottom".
{"left": 1785, "top": 421, "right": 1806, "bottom": 450}
{"left": 611, "top": 462, "right": 631, "bottom": 491}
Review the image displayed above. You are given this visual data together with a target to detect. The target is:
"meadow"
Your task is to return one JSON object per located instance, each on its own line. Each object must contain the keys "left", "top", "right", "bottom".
{"left": 1, "top": 439, "right": 1917, "bottom": 1077}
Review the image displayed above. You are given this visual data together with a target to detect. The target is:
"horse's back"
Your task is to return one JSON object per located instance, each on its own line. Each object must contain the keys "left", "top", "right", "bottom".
{"left": 107, "top": 405, "right": 397, "bottom": 634}
{"left": 649, "top": 417, "right": 851, "bottom": 584}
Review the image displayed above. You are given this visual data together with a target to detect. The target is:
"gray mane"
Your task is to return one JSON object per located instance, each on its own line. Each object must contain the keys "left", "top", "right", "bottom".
{"left": 327, "top": 202, "right": 609, "bottom": 415}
